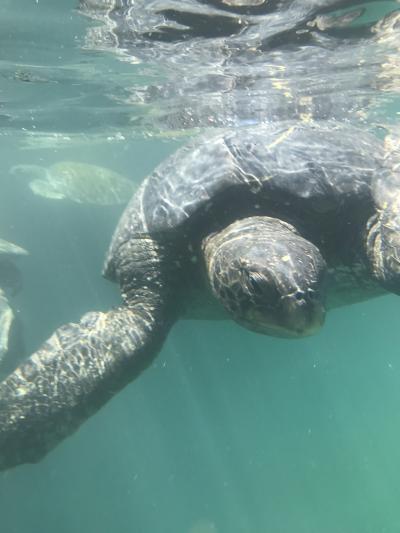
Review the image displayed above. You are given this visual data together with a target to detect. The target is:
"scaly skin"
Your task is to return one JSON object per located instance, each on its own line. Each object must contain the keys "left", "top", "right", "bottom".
{"left": 0, "top": 238, "right": 176, "bottom": 470}
{"left": 0, "top": 122, "right": 398, "bottom": 471}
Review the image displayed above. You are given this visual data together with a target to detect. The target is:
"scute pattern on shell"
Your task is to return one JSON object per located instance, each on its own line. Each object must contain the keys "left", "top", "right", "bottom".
{"left": 104, "top": 121, "right": 385, "bottom": 279}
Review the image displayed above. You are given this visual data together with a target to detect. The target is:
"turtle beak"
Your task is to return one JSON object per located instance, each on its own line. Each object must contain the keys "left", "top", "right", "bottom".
{"left": 239, "top": 297, "right": 325, "bottom": 338}
{"left": 279, "top": 294, "right": 326, "bottom": 337}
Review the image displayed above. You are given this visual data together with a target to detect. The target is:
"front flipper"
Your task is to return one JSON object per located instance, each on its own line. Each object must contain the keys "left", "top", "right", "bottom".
{"left": 28, "top": 178, "right": 66, "bottom": 200}
{"left": 365, "top": 204, "right": 400, "bottom": 293}
{"left": 366, "top": 137, "right": 400, "bottom": 292}
{"left": 0, "top": 306, "right": 170, "bottom": 471}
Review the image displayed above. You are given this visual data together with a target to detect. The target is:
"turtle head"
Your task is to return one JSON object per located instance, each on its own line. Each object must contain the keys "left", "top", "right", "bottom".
{"left": 202, "top": 217, "right": 327, "bottom": 338}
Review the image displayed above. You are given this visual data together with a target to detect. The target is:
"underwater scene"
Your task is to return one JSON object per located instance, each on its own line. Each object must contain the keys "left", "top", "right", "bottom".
{"left": 1, "top": 1, "right": 400, "bottom": 532}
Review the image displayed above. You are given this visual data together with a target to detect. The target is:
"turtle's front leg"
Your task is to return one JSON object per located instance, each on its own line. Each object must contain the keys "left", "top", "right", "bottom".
{"left": 0, "top": 305, "right": 171, "bottom": 471}
{"left": 365, "top": 200, "right": 400, "bottom": 294}
{"left": 366, "top": 134, "right": 400, "bottom": 291}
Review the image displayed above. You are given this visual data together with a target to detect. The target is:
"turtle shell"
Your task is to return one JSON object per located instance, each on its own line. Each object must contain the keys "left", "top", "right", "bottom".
{"left": 104, "top": 121, "right": 385, "bottom": 282}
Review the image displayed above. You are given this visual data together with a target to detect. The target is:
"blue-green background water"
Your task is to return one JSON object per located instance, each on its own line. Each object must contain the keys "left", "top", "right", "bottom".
{"left": 1, "top": 1, "right": 400, "bottom": 532}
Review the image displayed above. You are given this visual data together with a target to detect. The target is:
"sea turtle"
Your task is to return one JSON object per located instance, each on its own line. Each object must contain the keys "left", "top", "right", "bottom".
{"left": 0, "top": 239, "right": 28, "bottom": 372}
{"left": 0, "top": 121, "right": 399, "bottom": 470}
{"left": 10, "top": 161, "right": 136, "bottom": 206}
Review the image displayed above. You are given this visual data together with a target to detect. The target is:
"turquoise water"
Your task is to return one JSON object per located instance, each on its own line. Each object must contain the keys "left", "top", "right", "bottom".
{"left": 1, "top": 1, "right": 400, "bottom": 532}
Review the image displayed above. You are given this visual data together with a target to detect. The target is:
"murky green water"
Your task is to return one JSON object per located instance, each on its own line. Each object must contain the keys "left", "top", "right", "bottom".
{"left": 1, "top": 1, "right": 400, "bottom": 532}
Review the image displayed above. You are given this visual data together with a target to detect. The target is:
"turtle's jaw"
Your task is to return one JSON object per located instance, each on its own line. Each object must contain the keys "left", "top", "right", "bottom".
{"left": 239, "top": 301, "right": 325, "bottom": 338}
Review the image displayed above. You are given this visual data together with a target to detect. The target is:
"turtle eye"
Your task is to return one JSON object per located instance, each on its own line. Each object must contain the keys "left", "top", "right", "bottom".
{"left": 247, "top": 272, "right": 265, "bottom": 296}
{"left": 294, "top": 290, "right": 305, "bottom": 301}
